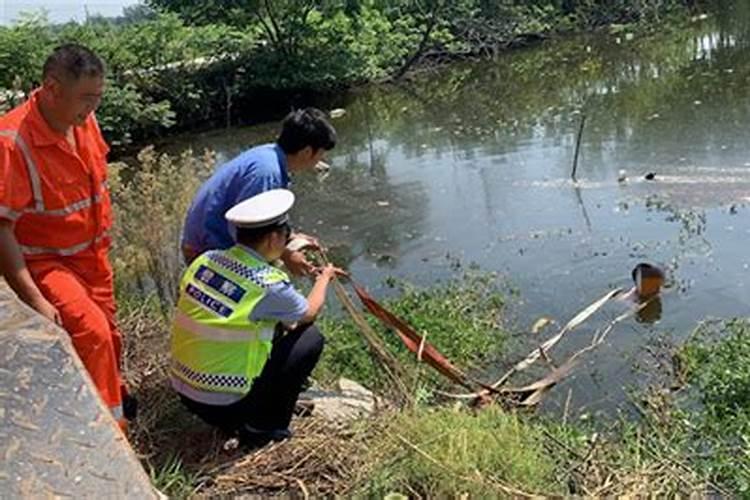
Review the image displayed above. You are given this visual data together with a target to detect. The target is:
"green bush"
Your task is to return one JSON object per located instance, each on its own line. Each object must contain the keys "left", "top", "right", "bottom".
{"left": 0, "top": 15, "right": 52, "bottom": 92}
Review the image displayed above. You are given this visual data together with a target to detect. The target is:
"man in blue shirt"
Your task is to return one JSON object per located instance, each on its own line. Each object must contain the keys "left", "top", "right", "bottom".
{"left": 181, "top": 108, "right": 336, "bottom": 275}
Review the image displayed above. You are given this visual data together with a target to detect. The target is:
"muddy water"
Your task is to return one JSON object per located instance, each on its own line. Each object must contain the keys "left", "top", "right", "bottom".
{"left": 166, "top": 2, "right": 750, "bottom": 418}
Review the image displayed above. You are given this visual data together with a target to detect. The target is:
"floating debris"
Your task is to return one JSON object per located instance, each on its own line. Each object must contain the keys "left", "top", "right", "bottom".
{"left": 618, "top": 169, "right": 628, "bottom": 183}
{"left": 531, "top": 317, "right": 553, "bottom": 334}
{"left": 644, "top": 172, "right": 656, "bottom": 181}
{"left": 314, "top": 160, "right": 331, "bottom": 172}
{"left": 315, "top": 161, "right": 331, "bottom": 182}
{"left": 329, "top": 108, "right": 346, "bottom": 119}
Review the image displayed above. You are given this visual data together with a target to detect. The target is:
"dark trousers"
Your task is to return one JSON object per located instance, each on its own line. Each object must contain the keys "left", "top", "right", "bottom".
{"left": 180, "top": 324, "right": 324, "bottom": 432}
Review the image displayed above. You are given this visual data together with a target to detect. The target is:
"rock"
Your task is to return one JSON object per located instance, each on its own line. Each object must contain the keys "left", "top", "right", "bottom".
{"left": 300, "top": 378, "right": 376, "bottom": 423}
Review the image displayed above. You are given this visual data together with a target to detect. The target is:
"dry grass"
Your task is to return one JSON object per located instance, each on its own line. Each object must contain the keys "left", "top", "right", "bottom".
{"left": 199, "top": 417, "right": 382, "bottom": 498}
{"left": 546, "top": 431, "right": 710, "bottom": 497}
{"left": 110, "top": 147, "right": 215, "bottom": 310}
{"left": 543, "top": 384, "right": 717, "bottom": 498}
{"left": 119, "top": 300, "right": 379, "bottom": 499}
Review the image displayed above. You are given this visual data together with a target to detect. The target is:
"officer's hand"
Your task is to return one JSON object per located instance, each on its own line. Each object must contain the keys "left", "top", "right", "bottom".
{"left": 317, "top": 264, "right": 348, "bottom": 281}
{"left": 282, "top": 249, "right": 316, "bottom": 277}
{"left": 31, "top": 297, "right": 62, "bottom": 326}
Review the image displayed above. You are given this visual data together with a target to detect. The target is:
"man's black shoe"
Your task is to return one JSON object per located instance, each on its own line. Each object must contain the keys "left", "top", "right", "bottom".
{"left": 238, "top": 425, "right": 292, "bottom": 449}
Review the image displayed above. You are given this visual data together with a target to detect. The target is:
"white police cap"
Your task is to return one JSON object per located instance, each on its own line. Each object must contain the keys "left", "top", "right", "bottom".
{"left": 225, "top": 189, "right": 295, "bottom": 229}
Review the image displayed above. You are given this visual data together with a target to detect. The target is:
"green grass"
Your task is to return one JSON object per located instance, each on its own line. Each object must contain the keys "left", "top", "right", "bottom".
{"left": 148, "top": 453, "right": 200, "bottom": 499}
{"left": 675, "top": 319, "right": 750, "bottom": 494}
{"left": 358, "top": 404, "right": 563, "bottom": 497}
{"left": 315, "top": 272, "right": 508, "bottom": 393}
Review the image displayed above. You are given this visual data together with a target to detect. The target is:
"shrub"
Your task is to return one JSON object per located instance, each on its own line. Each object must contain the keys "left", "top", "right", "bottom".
{"left": 109, "top": 147, "right": 215, "bottom": 310}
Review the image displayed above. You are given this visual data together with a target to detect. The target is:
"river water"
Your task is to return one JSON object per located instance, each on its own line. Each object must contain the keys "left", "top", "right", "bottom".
{"left": 165, "top": 2, "right": 750, "bottom": 418}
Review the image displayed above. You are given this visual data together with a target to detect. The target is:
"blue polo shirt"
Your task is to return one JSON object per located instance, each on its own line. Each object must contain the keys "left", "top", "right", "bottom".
{"left": 182, "top": 143, "right": 290, "bottom": 255}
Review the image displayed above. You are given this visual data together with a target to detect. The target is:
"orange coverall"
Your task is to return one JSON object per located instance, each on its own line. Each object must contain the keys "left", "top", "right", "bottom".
{"left": 0, "top": 91, "right": 125, "bottom": 424}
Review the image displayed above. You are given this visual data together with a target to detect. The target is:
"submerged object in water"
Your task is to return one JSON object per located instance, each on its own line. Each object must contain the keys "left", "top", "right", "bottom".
{"left": 632, "top": 262, "right": 665, "bottom": 299}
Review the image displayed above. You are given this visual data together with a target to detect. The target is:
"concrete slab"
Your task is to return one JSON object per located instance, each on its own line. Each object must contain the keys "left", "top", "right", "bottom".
{"left": 0, "top": 281, "right": 156, "bottom": 499}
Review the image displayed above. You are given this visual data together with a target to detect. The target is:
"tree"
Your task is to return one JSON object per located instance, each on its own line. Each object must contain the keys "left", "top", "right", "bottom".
{"left": 147, "top": 0, "right": 252, "bottom": 26}
{"left": 121, "top": 3, "right": 158, "bottom": 25}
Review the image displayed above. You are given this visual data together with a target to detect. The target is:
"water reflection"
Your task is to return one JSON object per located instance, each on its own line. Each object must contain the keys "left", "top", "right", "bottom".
{"left": 637, "top": 297, "right": 663, "bottom": 324}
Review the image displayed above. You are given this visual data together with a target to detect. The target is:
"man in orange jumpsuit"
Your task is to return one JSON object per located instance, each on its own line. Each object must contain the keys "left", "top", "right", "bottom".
{"left": 0, "top": 44, "right": 132, "bottom": 428}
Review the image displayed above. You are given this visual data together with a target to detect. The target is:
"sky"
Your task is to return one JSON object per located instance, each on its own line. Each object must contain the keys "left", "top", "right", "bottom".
{"left": 0, "top": 0, "right": 141, "bottom": 25}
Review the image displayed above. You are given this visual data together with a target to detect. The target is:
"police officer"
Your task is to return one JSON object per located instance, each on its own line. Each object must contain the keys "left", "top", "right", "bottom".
{"left": 170, "top": 189, "right": 344, "bottom": 446}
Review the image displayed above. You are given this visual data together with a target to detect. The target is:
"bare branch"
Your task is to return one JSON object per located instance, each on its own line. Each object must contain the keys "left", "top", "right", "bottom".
{"left": 394, "top": 0, "right": 445, "bottom": 79}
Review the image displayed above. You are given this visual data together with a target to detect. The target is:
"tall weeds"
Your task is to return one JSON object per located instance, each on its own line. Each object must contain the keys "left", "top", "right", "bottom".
{"left": 110, "top": 146, "right": 215, "bottom": 311}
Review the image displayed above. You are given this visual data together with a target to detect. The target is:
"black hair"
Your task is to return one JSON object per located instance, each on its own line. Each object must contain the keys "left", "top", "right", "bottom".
{"left": 236, "top": 222, "right": 291, "bottom": 247}
{"left": 277, "top": 107, "right": 337, "bottom": 155}
{"left": 632, "top": 263, "right": 665, "bottom": 283}
{"left": 43, "top": 44, "right": 105, "bottom": 82}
